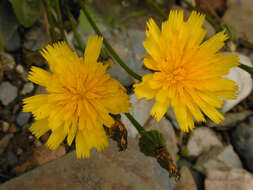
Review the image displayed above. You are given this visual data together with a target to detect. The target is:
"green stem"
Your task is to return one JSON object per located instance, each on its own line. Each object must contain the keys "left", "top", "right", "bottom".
{"left": 124, "top": 113, "right": 146, "bottom": 135}
{"left": 55, "top": 0, "right": 67, "bottom": 42}
{"left": 180, "top": 0, "right": 222, "bottom": 31}
{"left": 66, "top": 7, "right": 85, "bottom": 50}
{"left": 239, "top": 63, "right": 253, "bottom": 76}
{"left": 146, "top": 0, "right": 168, "bottom": 19}
{"left": 78, "top": 0, "right": 142, "bottom": 81}
{"left": 45, "top": 0, "right": 57, "bottom": 42}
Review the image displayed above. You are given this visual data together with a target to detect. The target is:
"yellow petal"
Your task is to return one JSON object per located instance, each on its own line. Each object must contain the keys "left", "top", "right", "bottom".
{"left": 134, "top": 74, "right": 158, "bottom": 100}
{"left": 29, "top": 119, "right": 50, "bottom": 139}
{"left": 84, "top": 35, "right": 103, "bottom": 64}
{"left": 46, "top": 126, "right": 67, "bottom": 150}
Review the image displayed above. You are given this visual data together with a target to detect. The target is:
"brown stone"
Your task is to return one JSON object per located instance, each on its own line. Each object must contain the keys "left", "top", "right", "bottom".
{"left": 0, "top": 138, "right": 176, "bottom": 190}
{"left": 205, "top": 168, "right": 253, "bottom": 190}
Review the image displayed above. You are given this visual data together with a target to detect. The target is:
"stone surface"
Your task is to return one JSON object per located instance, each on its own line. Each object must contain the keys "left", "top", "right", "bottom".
{"left": 205, "top": 168, "right": 253, "bottom": 190}
{"left": 21, "top": 82, "right": 34, "bottom": 95}
{"left": 231, "top": 116, "right": 253, "bottom": 172}
{"left": 187, "top": 128, "right": 223, "bottom": 157}
{"left": 31, "top": 145, "right": 66, "bottom": 166}
{"left": 24, "top": 26, "right": 49, "bottom": 51}
{"left": 223, "top": 2, "right": 253, "bottom": 44}
{"left": 0, "top": 134, "right": 13, "bottom": 154}
{"left": 0, "top": 138, "right": 176, "bottom": 190}
{"left": 0, "top": 52, "right": 15, "bottom": 71}
{"left": 121, "top": 94, "right": 154, "bottom": 138}
{"left": 194, "top": 145, "right": 242, "bottom": 173}
{"left": 222, "top": 53, "right": 253, "bottom": 113}
{"left": 175, "top": 166, "right": 197, "bottom": 190}
{"left": 207, "top": 110, "right": 252, "bottom": 128}
{"left": 0, "top": 82, "right": 17, "bottom": 106}
{"left": 16, "top": 112, "right": 31, "bottom": 126}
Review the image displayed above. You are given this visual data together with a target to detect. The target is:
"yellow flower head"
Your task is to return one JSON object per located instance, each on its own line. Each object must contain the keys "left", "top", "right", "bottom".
{"left": 23, "top": 35, "right": 130, "bottom": 158}
{"left": 134, "top": 10, "right": 239, "bottom": 132}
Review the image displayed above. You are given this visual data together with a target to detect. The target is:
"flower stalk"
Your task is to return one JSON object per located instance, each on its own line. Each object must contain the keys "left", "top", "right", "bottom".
{"left": 45, "top": 0, "right": 57, "bottom": 42}
{"left": 66, "top": 6, "right": 85, "bottom": 50}
{"left": 55, "top": 0, "right": 67, "bottom": 42}
{"left": 78, "top": 0, "right": 142, "bottom": 81}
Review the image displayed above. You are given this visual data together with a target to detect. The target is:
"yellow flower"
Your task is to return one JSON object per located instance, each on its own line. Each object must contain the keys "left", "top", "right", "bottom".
{"left": 23, "top": 35, "right": 130, "bottom": 158}
{"left": 134, "top": 10, "right": 239, "bottom": 132}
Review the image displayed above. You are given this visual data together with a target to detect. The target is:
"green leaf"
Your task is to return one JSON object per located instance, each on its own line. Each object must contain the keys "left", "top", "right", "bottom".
{"left": 9, "top": 0, "right": 41, "bottom": 27}
{"left": 0, "top": 0, "right": 19, "bottom": 49}
{"left": 78, "top": 10, "right": 93, "bottom": 35}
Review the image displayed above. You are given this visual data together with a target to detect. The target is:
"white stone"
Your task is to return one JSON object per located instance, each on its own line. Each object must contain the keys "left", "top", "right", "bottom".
{"left": 222, "top": 53, "right": 253, "bottom": 113}
{"left": 187, "top": 128, "right": 223, "bottom": 157}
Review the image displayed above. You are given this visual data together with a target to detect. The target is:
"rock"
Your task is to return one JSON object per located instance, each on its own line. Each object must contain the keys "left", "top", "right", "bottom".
{"left": 207, "top": 110, "right": 252, "bottom": 129}
{"left": 231, "top": 116, "right": 253, "bottom": 172}
{"left": 0, "top": 138, "right": 176, "bottom": 190}
{"left": 205, "top": 168, "right": 253, "bottom": 190}
{"left": 227, "top": 0, "right": 253, "bottom": 11}
{"left": 175, "top": 166, "right": 197, "bottom": 190}
{"left": 222, "top": 53, "right": 253, "bottom": 113}
{"left": 6, "top": 151, "right": 18, "bottom": 166}
{"left": 223, "top": 2, "right": 253, "bottom": 44}
{"left": 31, "top": 145, "right": 66, "bottom": 166}
{"left": 16, "top": 64, "right": 25, "bottom": 75}
{"left": 21, "top": 82, "right": 34, "bottom": 95}
{"left": 16, "top": 112, "right": 31, "bottom": 126}
{"left": 4, "top": 30, "right": 21, "bottom": 52}
{"left": 24, "top": 26, "right": 49, "bottom": 51}
{"left": 0, "top": 52, "right": 15, "bottom": 72}
{"left": 0, "top": 82, "right": 17, "bottom": 106}
{"left": 187, "top": 128, "right": 223, "bottom": 157}
{"left": 121, "top": 94, "right": 154, "bottom": 138}
{"left": 194, "top": 145, "right": 242, "bottom": 173}
{"left": 1, "top": 121, "right": 10, "bottom": 132}
{"left": 0, "top": 134, "right": 13, "bottom": 154}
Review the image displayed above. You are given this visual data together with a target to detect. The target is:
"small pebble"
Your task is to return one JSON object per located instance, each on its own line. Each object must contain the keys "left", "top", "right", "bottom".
{"left": 34, "top": 139, "right": 42, "bottom": 147}
{"left": 16, "top": 112, "right": 31, "bottom": 126}
{"left": 0, "top": 82, "right": 18, "bottom": 106}
{"left": 16, "top": 148, "right": 23, "bottom": 155}
{"left": 2, "top": 121, "right": 10, "bottom": 132}
{"left": 16, "top": 64, "right": 25, "bottom": 74}
{"left": 21, "top": 82, "right": 34, "bottom": 95}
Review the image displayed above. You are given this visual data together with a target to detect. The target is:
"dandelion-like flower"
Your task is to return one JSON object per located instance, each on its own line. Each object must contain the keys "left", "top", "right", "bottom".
{"left": 134, "top": 10, "right": 239, "bottom": 132}
{"left": 23, "top": 36, "right": 130, "bottom": 158}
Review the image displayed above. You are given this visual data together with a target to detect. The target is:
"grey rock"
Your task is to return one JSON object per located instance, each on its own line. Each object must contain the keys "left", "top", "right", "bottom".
{"left": 6, "top": 151, "right": 18, "bottom": 166}
{"left": 175, "top": 166, "right": 197, "bottom": 190}
{"left": 207, "top": 110, "right": 252, "bottom": 129}
{"left": 0, "top": 82, "right": 17, "bottom": 106}
{"left": 223, "top": 2, "right": 253, "bottom": 44}
{"left": 4, "top": 30, "right": 21, "bottom": 52}
{"left": 121, "top": 94, "right": 154, "bottom": 138}
{"left": 0, "top": 138, "right": 176, "bottom": 190}
{"left": 0, "top": 52, "right": 16, "bottom": 71}
{"left": 187, "top": 128, "right": 223, "bottom": 157}
{"left": 205, "top": 168, "right": 253, "bottom": 190}
{"left": 16, "top": 112, "right": 31, "bottom": 126}
{"left": 231, "top": 116, "right": 253, "bottom": 172}
{"left": 0, "top": 134, "right": 13, "bottom": 154}
{"left": 194, "top": 145, "right": 243, "bottom": 174}
{"left": 21, "top": 82, "right": 34, "bottom": 95}
{"left": 24, "top": 26, "right": 49, "bottom": 51}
